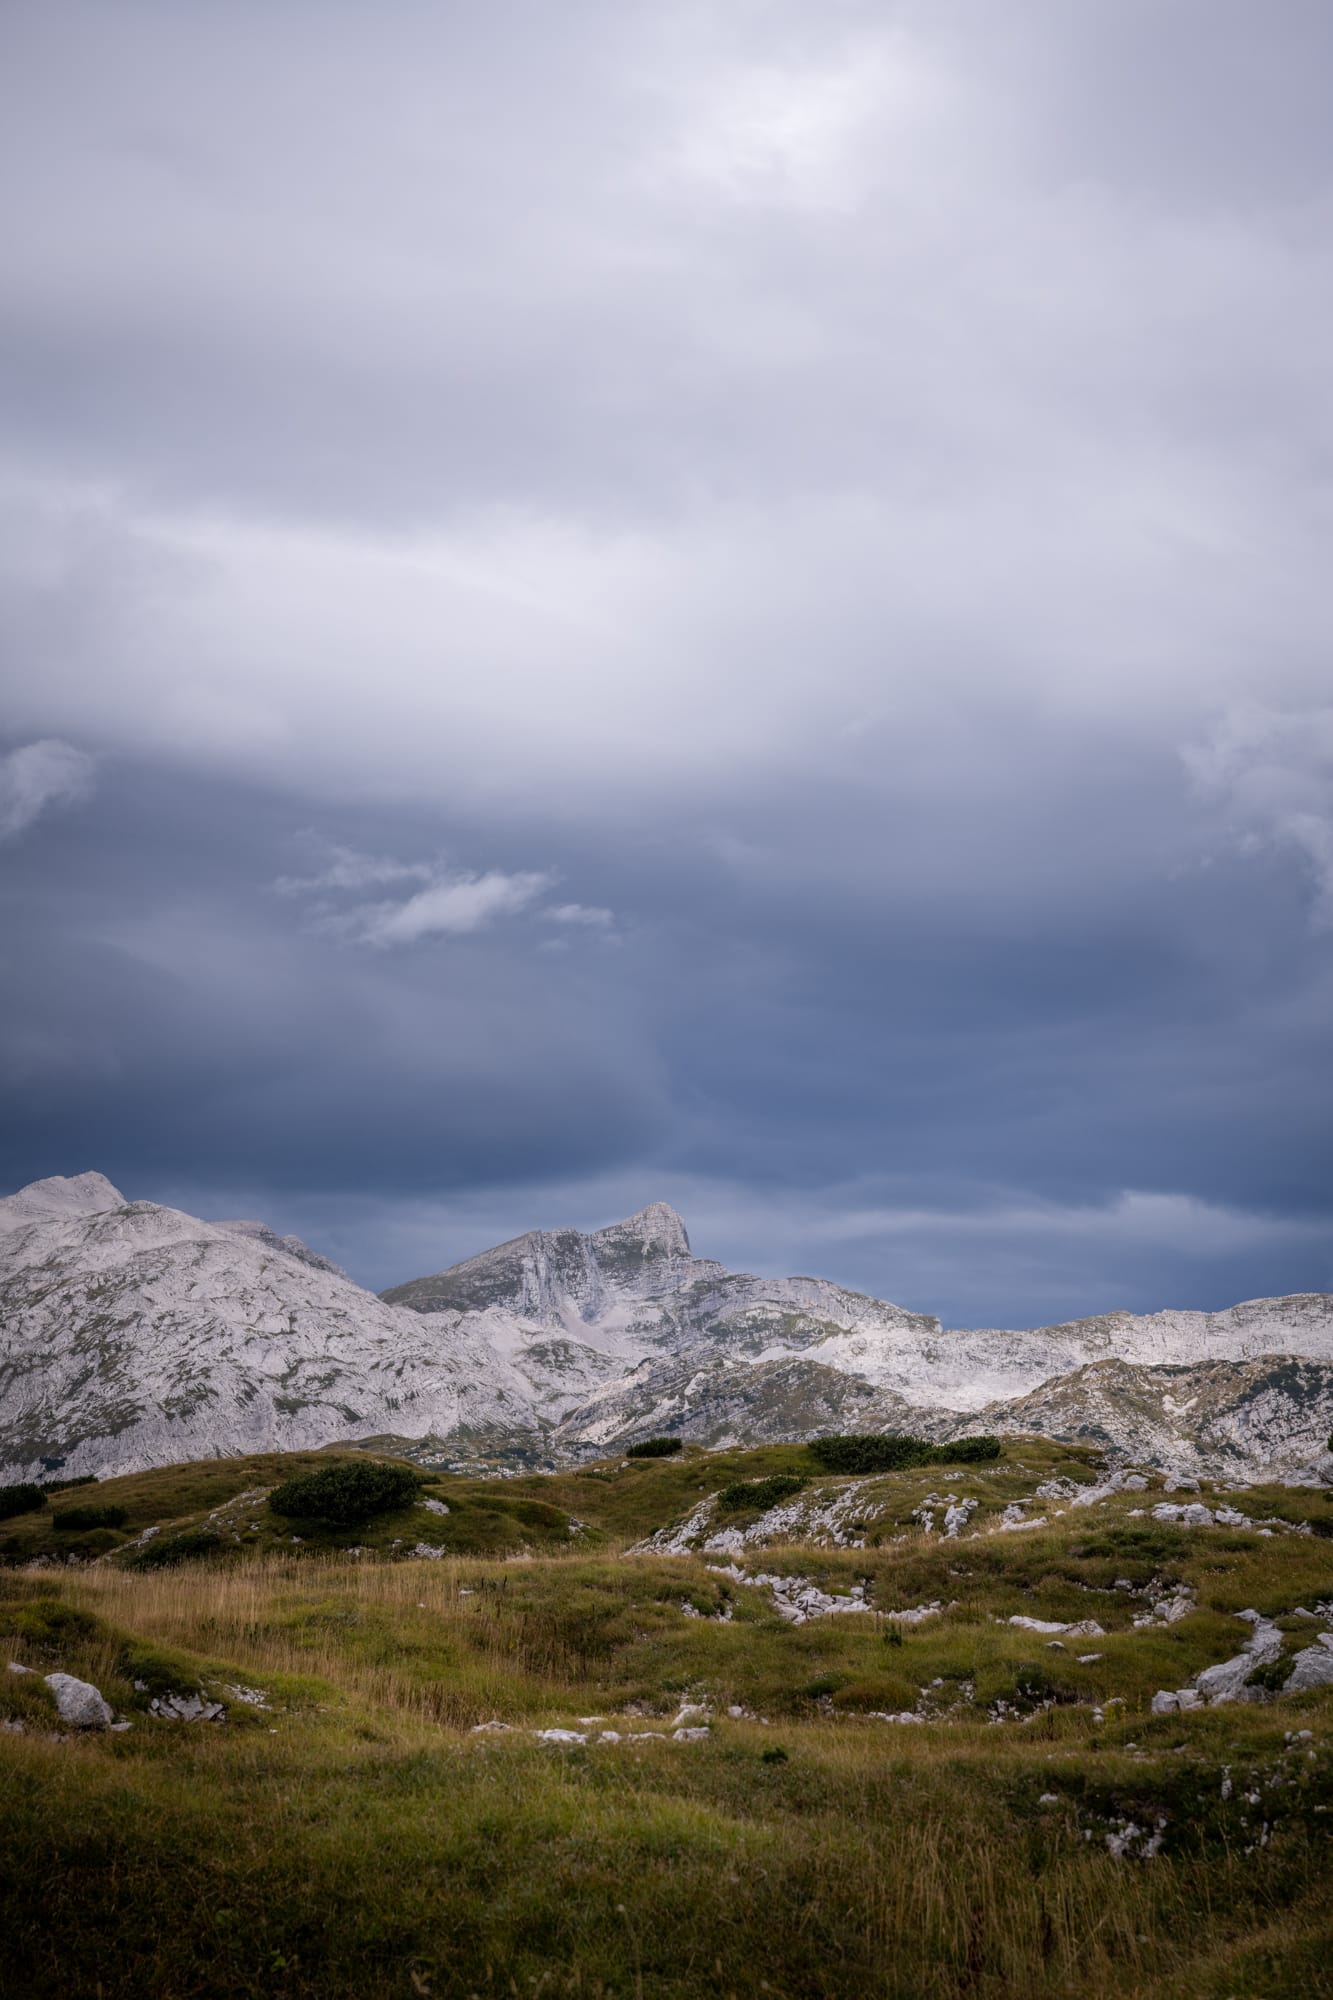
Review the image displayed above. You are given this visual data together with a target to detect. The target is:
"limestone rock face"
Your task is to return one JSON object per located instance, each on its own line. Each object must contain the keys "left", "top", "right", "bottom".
{"left": 44, "top": 1672, "right": 113, "bottom": 1729}
{"left": 0, "top": 1173, "right": 537, "bottom": 1481}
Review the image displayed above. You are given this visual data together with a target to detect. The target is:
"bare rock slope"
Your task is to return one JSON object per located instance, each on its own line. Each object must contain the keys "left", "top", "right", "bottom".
{"left": 0, "top": 1174, "right": 535, "bottom": 1480}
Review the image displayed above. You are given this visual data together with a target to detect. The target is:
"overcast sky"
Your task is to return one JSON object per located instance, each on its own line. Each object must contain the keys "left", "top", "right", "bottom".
{"left": 1, "top": 1, "right": 1330, "bottom": 1326}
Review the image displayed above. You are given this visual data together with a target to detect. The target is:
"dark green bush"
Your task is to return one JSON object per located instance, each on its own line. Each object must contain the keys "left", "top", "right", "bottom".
{"left": 807, "top": 1435, "right": 933, "bottom": 1474}
{"left": 716, "top": 1474, "right": 806, "bottom": 1514}
{"left": 127, "top": 1529, "right": 225, "bottom": 1570}
{"left": 0, "top": 1483, "right": 47, "bottom": 1521}
{"left": 268, "top": 1460, "right": 420, "bottom": 1525}
{"left": 625, "top": 1437, "right": 684, "bottom": 1458}
{"left": 944, "top": 1435, "right": 1002, "bottom": 1463}
{"left": 41, "top": 1473, "right": 99, "bottom": 1493}
{"left": 807, "top": 1433, "right": 1002, "bottom": 1474}
{"left": 51, "top": 1504, "right": 128, "bottom": 1531}
{"left": 1245, "top": 1657, "right": 1292, "bottom": 1694}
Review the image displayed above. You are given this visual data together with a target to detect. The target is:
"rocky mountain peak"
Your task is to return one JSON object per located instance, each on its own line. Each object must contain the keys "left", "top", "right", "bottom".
{"left": 589, "top": 1202, "right": 692, "bottom": 1265}
{"left": 0, "top": 1170, "right": 125, "bottom": 1233}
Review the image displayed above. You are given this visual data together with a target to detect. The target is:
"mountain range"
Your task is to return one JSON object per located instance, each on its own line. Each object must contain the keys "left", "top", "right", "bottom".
{"left": 2, "top": 1172, "right": 1331, "bottom": 1483}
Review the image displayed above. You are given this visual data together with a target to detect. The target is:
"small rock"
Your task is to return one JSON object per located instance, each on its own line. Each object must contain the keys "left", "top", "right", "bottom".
{"left": 7, "top": 1661, "right": 35, "bottom": 1676}
{"left": 470, "top": 1720, "right": 514, "bottom": 1734}
{"left": 420, "top": 1497, "right": 450, "bottom": 1516}
{"left": 149, "top": 1692, "right": 225, "bottom": 1722}
{"left": 44, "top": 1672, "right": 113, "bottom": 1730}
{"left": 672, "top": 1726, "right": 710, "bottom": 1741}
{"left": 534, "top": 1728, "right": 587, "bottom": 1745}
{"left": 672, "top": 1703, "right": 711, "bottom": 1726}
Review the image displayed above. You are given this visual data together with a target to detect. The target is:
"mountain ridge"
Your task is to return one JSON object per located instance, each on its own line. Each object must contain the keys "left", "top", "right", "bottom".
{"left": 0, "top": 1173, "right": 1330, "bottom": 1483}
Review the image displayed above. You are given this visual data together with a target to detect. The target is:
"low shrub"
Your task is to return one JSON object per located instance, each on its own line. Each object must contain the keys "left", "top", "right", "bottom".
{"left": 0, "top": 1483, "right": 47, "bottom": 1521}
{"left": 716, "top": 1474, "right": 806, "bottom": 1514}
{"left": 127, "top": 1529, "right": 225, "bottom": 1570}
{"left": 1245, "top": 1657, "right": 1292, "bottom": 1694}
{"left": 944, "top": 1435, "right": 1002, "bottom": 1463}
{"left": 808, "top": 1434, "right": 932, "bottom": 1474}
{"left": 50, "top": 1505, "right": 128, "bottom": 1531}
{"left": 625, "top": 1437, "right": 684, "bottom": 1458}
{"left": 268, "top": 1460, "right": 420, "bottom": 1525}
{"left": 807, "top": 1433, "right": 1002, "bottom": 1474}
{"left": 41, "top": 1474, "right": 99, "bottom": 1493}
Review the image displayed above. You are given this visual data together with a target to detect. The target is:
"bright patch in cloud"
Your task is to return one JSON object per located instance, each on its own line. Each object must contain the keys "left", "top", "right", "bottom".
{"left": 543, "top": 903, "right": 616, "bottom": 928}
{"left": 0, "top": 739, "right": 94, "bottom": 841}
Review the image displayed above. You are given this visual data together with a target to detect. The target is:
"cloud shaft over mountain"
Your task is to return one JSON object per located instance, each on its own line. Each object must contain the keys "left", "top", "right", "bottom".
{"left": 0, "top": 1, "right": 1329, "bottom": 1322}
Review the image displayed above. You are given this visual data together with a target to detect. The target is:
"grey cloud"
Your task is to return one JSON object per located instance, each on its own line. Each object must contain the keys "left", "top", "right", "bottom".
{"left": 1, "top": 5, "right": 1330, "bottom": 1323}
{"left": 1185, "top": 705, "right": 1333, "bottom": 926}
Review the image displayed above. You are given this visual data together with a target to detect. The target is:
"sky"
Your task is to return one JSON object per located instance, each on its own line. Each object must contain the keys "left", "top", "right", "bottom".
{"left": 1, "top": 0, "right": 1330, "bottom": 1327}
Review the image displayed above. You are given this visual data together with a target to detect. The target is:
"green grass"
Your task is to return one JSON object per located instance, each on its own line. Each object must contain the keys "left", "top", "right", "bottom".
{"left": 1, "top": 1438, "right": 1330, "bottom": 1996}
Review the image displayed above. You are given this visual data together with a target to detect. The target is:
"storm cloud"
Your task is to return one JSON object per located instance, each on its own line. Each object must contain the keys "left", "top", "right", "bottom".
{"left": 0, "top": 1, "right": 1329, "bottom": 1324}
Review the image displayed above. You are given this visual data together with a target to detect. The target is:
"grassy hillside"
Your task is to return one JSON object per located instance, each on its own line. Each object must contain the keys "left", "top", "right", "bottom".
{"left": 1, "top": 1438, "right": 1330, "bottom": 1998}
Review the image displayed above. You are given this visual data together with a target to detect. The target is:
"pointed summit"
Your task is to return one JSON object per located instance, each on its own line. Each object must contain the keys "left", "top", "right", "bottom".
{"left": 592, "top": 1202, "right": 691, "bottom": 1261}
{"left": 382, "top": 1203, "right": 700, "bottom": 1318}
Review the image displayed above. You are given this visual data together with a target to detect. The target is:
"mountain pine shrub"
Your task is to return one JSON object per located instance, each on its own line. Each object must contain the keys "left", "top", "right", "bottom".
{"left": 716, "top": 1474, "right": 806, "bottom": 1513}
{"left": 625, "top": 1437, "right": 684, "bottom": 1458}
{"left": 128, "top": 1529, "right": 225, "bottom": 1569}
{"left": 807, "top": 1433, "right": 1001, "bottom": 1474}
{"left": 0, "top": 1483, "right": 47, "bottom": 1521}
{"left": 268, "top": 1460, "right": 420, "bottom": 1525}
{"left": 51, "top": 1505, "right": 128, "bottom": 1531}
{"left": 807, "top": 1435, "right": 933, "bottom": 1474}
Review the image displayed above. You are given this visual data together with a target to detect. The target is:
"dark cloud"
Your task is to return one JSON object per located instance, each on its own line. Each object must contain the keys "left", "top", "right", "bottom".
{"left": 0, "top": 4, "right": 1330, "bottom": 1324}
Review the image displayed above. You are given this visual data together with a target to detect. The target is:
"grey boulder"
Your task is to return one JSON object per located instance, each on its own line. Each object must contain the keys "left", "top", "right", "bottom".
{"left": 1284, "top": 1635, "right": 1333, "bottom": 1694}
{"left": 44, "top": 1672, "right": 113, "bottom": 1729}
